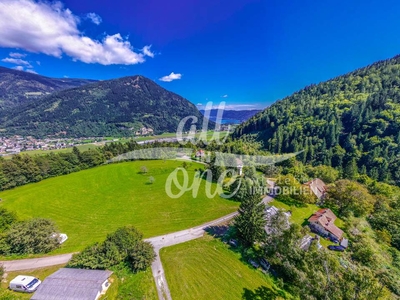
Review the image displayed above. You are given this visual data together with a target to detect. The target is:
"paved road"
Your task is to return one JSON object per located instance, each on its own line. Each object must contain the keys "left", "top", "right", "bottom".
{"left": 0, "top": 195, "right": 274, "bottom": 300}
{"left": 0, "top": 253, "right": 74, "bottom": 272}
{"left": 145, "top": 195, "right": 273, "bottom": 300}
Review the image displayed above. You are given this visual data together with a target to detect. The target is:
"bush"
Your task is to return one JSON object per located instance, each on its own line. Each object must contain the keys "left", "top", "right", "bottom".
{"left": 3, "top": 218, "right": 60, "bottom": 255}
{"left": 0, "top": 208, "right": 17, "bottom": 232}
{"left": 68, "top": 226, "right": 155, "bottom": 273}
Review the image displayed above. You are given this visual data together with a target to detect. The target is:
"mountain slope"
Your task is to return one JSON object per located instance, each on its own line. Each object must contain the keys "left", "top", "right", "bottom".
{"left": 0, "top": 66, "right": 96, "bottom": 109}
{"left": 234, "top": 55, "right": 400, "bottom": 184}
{"left": 0, "top": 75, "right": 205, "bottom": 137}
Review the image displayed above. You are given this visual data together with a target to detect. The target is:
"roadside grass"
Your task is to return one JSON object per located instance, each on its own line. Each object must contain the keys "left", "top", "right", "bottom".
{"left": 0, "top": 160, "right": 238, "bottom": 255}
{"left": 0, "top": 264, "right": 66, "bottom": 299}
{"left": 103, "top": 268, "right": 157, "bottom": 300}
{"left": 160, "top": 235, "right": 289, "bottom": 300}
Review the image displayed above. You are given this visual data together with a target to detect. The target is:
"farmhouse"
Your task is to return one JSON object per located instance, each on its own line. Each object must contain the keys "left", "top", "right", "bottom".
{"left": 30, "top": 268, "right": 112, "bottom": 300}
{"left": 308, "top": 208, "right": 343, "bottom": 241}
{"left": 304, "top": 178, "right": 328, "bottom": 200}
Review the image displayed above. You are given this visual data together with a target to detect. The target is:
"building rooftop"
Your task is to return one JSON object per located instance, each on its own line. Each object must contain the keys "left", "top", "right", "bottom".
{"left": 31, "top": 268, "right": 112, "bottom": 300}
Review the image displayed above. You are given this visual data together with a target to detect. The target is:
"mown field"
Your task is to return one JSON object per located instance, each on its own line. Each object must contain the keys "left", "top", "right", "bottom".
{"left": 0, "top": 160, "right": 238, "bottom": 254}
{"left": 160, "top": 235, "right": 288, "bottom": 300}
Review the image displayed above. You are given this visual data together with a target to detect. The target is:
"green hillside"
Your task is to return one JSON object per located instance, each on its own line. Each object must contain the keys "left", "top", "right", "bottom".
{"left": 234, "top": 55, "right": 400, "bottom": 184}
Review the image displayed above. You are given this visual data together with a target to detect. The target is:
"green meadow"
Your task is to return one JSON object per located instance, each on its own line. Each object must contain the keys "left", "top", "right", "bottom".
{"left": 160, "top": 235, "right": 288, "bottom": 300}
{"left": 0, "top": 160, "right": 238, "bottom": 254}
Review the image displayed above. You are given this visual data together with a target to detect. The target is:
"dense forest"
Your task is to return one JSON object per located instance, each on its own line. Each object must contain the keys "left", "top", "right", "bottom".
{"left": 234, "top": 55, "right": 400, "bottom": 186}
{"left": 0, "top": 75, "right": 206, "bottom": 137}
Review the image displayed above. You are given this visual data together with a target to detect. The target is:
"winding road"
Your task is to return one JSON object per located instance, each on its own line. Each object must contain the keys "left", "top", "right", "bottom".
{"left": 0, "top": 195, "right": 273, "bottom": 300}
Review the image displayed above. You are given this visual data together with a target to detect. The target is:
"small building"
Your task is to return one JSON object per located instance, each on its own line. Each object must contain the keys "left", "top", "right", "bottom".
{"left": 236, "top": 158, "right": 243, "bottom": 176}
{"left": 308, "top": 208, "right": 343, "bottom": 241}
{"left": 264, "top": 206, "right": 291, "bottom": 235}
{"left": 304, "top": 178, "right": 328, "bottom": 200}
{"left": 195, "top": 149, "right": 206, "bottom": 159}
{"left": 31, "top": 268, "right": 112, "bottom": 300}
{"left": 340, "top": 238, "right": 349, "bottom": 249}
{"left": 299, "top": 235, "right": 322, "bottom": 251}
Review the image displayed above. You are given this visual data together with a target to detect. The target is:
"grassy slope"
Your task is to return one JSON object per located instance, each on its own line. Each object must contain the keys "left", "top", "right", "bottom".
{"left": 160, "top": 235, "right": 286, "bottom": 300}
{"left": 0, "top": 160, "right": 238, "bottom": 254}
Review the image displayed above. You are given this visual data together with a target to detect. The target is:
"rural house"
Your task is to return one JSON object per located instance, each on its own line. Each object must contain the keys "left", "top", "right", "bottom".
{"left": 304, "top": 178, "right": 328, "bottom": 200}
{"left": 30, "top": 268, "right": 112, "bottom": 300}
{"left": 308, "top": 208, "right": 343, "bottom": 241}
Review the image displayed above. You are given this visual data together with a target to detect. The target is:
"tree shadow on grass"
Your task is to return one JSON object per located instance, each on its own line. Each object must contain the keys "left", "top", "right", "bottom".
{"left": 242, "top": 286, "right": 281, "bottom": 300}
{"left": 204, "top": 225, "right": 230, "bottom": 240}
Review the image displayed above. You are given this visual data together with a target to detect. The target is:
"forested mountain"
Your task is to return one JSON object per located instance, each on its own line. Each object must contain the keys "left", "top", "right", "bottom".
{"left": 234, "top": 55, "right": 400, "bottom": 185}
{"left": 0, "top": 75, "right": 205, "bottom": 137}
{"left": 0, "top": 66, "right": 96, "bottom": 109}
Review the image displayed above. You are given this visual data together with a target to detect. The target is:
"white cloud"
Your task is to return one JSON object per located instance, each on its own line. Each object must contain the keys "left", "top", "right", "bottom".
{"left": 142, "top": 45, "right": 154, "bottom": 58}
{"left": 26, "top": 69, "right": 38, "bottom": 74}
{"left": 86, "top": 12, "right": 102, "bottom": 25}
{"left": 36, "top": 61, "right": 41, "bottom": 65}
{"left": 159, "top": 72, "right": 182, "bottom": 82}
{"left": 0, "top": 0, "right": 152, "bottom": 65}
{"left": 221, "top": 95, "right": 228, "bottom": 98}
{"left": 2, "top": 57, "right": 32, "bottom": 67}
{"left": 9, "top": 52, "right": 26, "bottom": 58}
{"left": 13, "top": 66, "right": 24, "bottom": 71}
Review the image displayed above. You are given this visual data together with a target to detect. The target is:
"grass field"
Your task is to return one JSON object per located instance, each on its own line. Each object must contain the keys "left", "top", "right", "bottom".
{"left": 160, "top": 235, "right": 288, "bottom": 300}
{"left": 0, "top": 160, "right": 238, "bottom": 255}
{"left": 104, "top": 268, "right": 157, "bottom": 300}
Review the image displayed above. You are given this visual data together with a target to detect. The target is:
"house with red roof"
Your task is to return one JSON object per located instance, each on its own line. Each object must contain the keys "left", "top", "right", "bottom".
{"left": 304, "top": 178, "right": 328, "bottom": 200}
{"left": 308, "top": 208, "right": 343, "bottom": 241}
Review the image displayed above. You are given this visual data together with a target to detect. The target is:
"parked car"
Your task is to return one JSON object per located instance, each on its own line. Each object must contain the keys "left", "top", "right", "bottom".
{"left": 248, "top": 259, "right": 259, "bottom": 268}
{"left": 328, "top": 245, "right": 345, "bottom": 252}
{"left": 228, "top": 239, "right": 238, "bottom": 248}
{"left": 330, "top": 237, "right": 339, "bottom": 244}
{"left": 259, "top": 258, "right": 270, "bottom": 271}
{"left": 9, "top": 275, "right": 41, "bottom": 293}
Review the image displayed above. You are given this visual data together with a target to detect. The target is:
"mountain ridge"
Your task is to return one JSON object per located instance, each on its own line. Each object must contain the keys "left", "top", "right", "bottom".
{"left": 0, "top": 74, "right": 206, "bottom": 137}
{"left": 0, "top": 66, "right": 97, "bottom": 109}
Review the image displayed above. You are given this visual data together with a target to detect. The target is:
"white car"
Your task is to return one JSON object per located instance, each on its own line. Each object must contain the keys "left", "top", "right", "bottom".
{"left": 9, "top": 275, "right": 41, "bottom": 293}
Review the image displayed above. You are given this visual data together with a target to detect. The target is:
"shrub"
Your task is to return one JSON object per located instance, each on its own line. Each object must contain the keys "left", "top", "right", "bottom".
{"left": 4, "top": 218, "right": 60, "bottom": 255}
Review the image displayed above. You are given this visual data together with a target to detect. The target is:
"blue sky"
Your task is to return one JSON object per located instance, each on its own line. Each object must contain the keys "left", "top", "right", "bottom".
{"left": 1, "top": 0, "right": 400, "bottom": 110}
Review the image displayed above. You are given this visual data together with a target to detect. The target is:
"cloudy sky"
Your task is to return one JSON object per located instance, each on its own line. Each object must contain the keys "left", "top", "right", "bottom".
{"left": 0, "top": 0, "right": 400, "bottom": 110}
